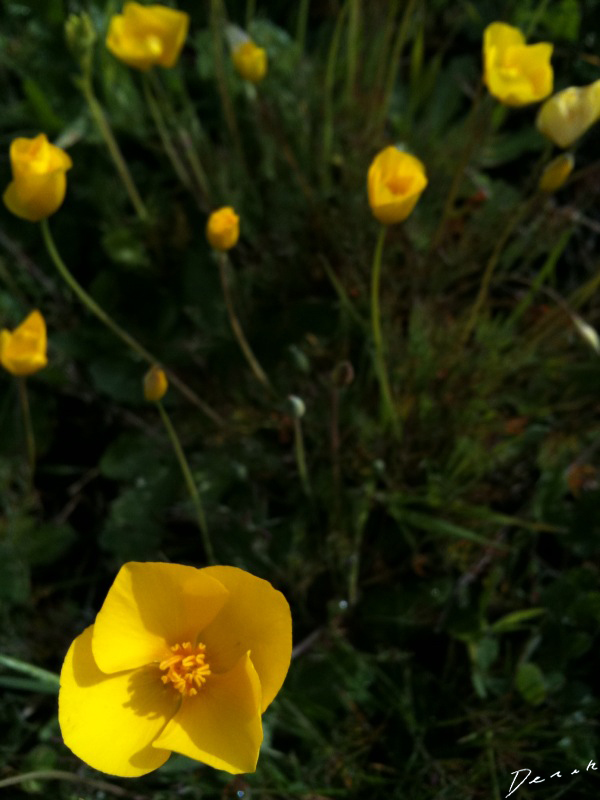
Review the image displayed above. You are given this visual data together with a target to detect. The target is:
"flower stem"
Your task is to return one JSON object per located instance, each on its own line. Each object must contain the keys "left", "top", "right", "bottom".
{"left": 345, "top": 0, "right": 361, "bottom": 103}
{"left": 17, "top": 377, "right": 35, "bottom": 488}
{"left": 293, "top": 415, "right": 311, "bottom": 498}
{"left": 370, "top": 226, "right": 399, "bottom": 435}
{"left": 39, "top": 219, "right": 223, "bottom": 426}
{"left": 217, "top": 252, "right": 273, "bottom": 394}
{"left": 295, "top": 0, "right": 311, "bottom": 55}
{"left": 321, "top": 2, "right": 347, "bottom": 192}
{"left": 142, "top": 73, "right": 194, "bottom": 195}
{"left": 79, "top": 77, "right": 148, "bottom": 222}
{"left": 0, "top": 771, "right": 130, "bottom": 797}
{"left": 157, "top": 401, "right": 215, "bottom": 565}
{"left": 375, "top": 0, "right": 418, "bottom": 133}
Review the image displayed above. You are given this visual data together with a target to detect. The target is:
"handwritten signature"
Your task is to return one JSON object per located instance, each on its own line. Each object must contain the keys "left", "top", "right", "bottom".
{"left": 507, "top": 760, "right": 598, "bottom": 797}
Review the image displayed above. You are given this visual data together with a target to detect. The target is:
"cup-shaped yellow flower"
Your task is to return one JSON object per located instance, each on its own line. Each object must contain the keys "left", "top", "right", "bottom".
{"left": 233, "top": 41, "right": 268, "bottom": 84}
{"left": 367, "top": 146, "right": 427, "bottom": 225}
{"left": 538, "top": 153, "right": 574, "bottom": 193}
{"left": 483, "top": 22, "right": 553, "bottom": 107}
{"left": 59, "top": 562, "right": 292, "bottom": 777}
{"left": 144, "top": 365, "right": 168, "bottom": 402}
{"left": 536, "top": 80, "right": 600, "bottom": 148}
{"left": 0, "top": 310, "right": 48, "bottom": 376}
{"left": 106, "top": 2, "right": 190, "bottom": 70}
{"left": 206, "top": 207, "right": 240, "bottom": 251}
{"left": 3, "top": 134, "right": 72, "bottom": 222}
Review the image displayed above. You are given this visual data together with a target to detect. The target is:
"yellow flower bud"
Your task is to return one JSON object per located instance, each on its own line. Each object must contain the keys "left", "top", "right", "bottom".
{"left": 106, "top": 2, "right": 190, "bottom": 71}
{"left": 206, "top": 207, "right": 240, "bottom": 251}
{"left": 367, "top": 146, "right": 427, "bottom": 225}
{"left": 536, "top": 80, "right": 600, "bottom": 148}
{"left": 143, "top": 365, "right": 168, "bottom": 402}
{"left": 3, "top": 134, "right": 72, "bottom": 222}
{"left": 483, "top": 22, "right": 553, "bottom": 107}
{"left": 232, "top": 40, "right": 267, "bottom": 84}
{"left": 0, "top": 310, "right": 48, "bottom": 376}
{"left": 538, "top": 153, "right": 574, "bottom": 193}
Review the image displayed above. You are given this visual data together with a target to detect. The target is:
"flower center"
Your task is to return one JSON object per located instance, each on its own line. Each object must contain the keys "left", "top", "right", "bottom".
{"left": 159, "top": 642, "right": 211, "bottom": 696}
{"left": 385, "top": 174, "right": 413, "bottom": 196}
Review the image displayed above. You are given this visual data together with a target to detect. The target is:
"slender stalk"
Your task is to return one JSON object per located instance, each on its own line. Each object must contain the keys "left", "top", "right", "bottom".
{"left": 245, "top": 0, "right": 256, "bottom": 27}
{"left": 295, "top": 0, "right": 310, "bottom": 55}
{"left": 461, "top": 198, "right": 533, "bottom": 345}
{"left": 210, "top": 0, "right": 247, "bottom": 172}
{"left": 429, "top": 83, "right": 484, "bottom": 254}
{"left": 148, "top": 71, "right": 211, "bottom": 207}
{"left": 293, "top": 415, "right": 311, "bottom": 497}
{"left": 372, "top": 0, "right": 400, "bottom": 93}
{"left": 320, "top": 256, "right": 366, "bottom": 329}
{"left": 142, "top": 73, "right": 194, "bottom": 193}
{"left": 17, "top": 377, "right": 35, "bottom": 487}
{"left": 79, "top": 77, "right": 148, "bottom": 221}
{"left": 370, "top": 226, "right": 399, "bottom": 435}
{"left": 40, "top": 219, "right": 223, "bottom": 426}
{"left": 376, "top": 0, "right": 418, "bottom": 132}
{"left": 345, "top": 0, "right": 361, "bottom": 103}
{"left": 157, "top": 401, "right": 215, "bottom": 564}
{"left": 0, "top": 653, "right": 59, "bottom": 689}
{"left": 0, "top": 771, "right": 130, "bottom": 797}
{"left": 218, "top": 253, "right": 273, "bottom": 393}
{"left": 321, "top": 2, "right": 347, "bottom": 191}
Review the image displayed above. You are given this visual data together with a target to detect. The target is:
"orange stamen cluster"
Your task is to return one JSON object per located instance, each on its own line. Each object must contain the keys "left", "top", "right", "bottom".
{"left": 159, "top": 642, "right": 211, "bottom": 696}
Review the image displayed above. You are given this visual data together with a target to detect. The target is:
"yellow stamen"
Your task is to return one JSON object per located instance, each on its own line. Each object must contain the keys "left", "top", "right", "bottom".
{"left": 159, "top": 642, "right": 211, "bottom": 697}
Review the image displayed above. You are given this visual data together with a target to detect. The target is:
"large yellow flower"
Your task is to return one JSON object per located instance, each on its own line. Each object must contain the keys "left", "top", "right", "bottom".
{"left": 367, "top": 146, "right": 427, "bottom": 225}
{"left": 483, "top": 22, "right": 553, "bottom": 107}
{"left": 59, "top": 562, "right": 292, "bottom": 777}
{"left": 0, "top": 310, "right": 48, "bottom": 376}
{"left": 536, "top": 80, "right": 600, "bottom": 148}
{"left": 3, "top": 134, "right": 72, "bottom": 222}
{"left": 106, "top": 2, "right": 190, "bottom": 70}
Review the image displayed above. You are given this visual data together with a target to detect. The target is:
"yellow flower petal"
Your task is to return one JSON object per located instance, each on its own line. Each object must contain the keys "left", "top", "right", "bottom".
{"left": 367, "top": 147, "right": 427, "bottom": 225}
{"left": 106, "top": 2, "right": 189, "bottom": 70}
{"left": 153, "top": 651, "right": 263, "bottom": 774}
{"left": 232, "top": 41, "right": 268, "bottom": 83}
{"left": 59, "top": 626, "right": 178, "bottom": 777}
{"left": 206, "top": 207, "right": 240, "bottom": 251}
{"left": 0, "top": 310, "right": 48, "bottom": 376}
{"left": 92, "top": 562, "right": 230, "bottom": 674}
{"left": 536, "top": 80, "right": 600, "bottom": 148}
{"left": 199, "top": 566, "right": 292, "bottom": 711}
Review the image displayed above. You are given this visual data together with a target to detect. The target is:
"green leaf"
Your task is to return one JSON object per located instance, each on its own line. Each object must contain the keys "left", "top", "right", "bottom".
{"left": 515, "top": 662, "right": 546, "bottom": 706}
{"left": 490, "top": 608, "right": 545, "bottom": 633}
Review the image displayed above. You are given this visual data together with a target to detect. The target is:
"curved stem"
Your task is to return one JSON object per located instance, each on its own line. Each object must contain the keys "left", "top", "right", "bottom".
{"left": 80, "top": 77, "right": 148, "bottom": 221}
{"left": 370, "top": 226, "right": 399, "bottom": 435}
{"left": 17, "top": 377, "right": 35, "bottom": 488}
{"left": 0, "top": 770, "right": 130, "bottom": 797}
{"left": 157, "top": 401, "right": 215, "bottom": 565}
{"left": 218, "top": 253, "right": 273, "bottom": 394}
{"left": 293, "top": 416, "right": 311, "bottom": 497}
{"left": 40, "top": 219, "right": 223, "bottom": 426}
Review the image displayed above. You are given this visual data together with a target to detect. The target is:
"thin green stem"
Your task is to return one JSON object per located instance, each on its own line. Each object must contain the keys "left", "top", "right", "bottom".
{"left": 218, "top": 253, "right": 273, "bottom": 394}
{"left": 321, "top": 2, "right": 347, "bottom": 191}
{"left": 0, "top": 653, "right": 59, "bottom": 689}
{"left": 295, "top": 0, "right": 310, "bottom": 55}
{"left": 210, "top": 0, "right": 247, "bottom": 173}
{"left": 370, "top": 226, "right": 399, "bottom": 436}
{"left": 245, "top": 0, "right": 256, "bottom": 27}
{"left": 293, "top": 416, "right": 311, "bottom": 497}
{"left": 345, "top": 0, "right": 361, "bottom": 103}
{"left": 376, "top": 0, "right": 418, "bottom": 132}
{"left": 429, "top": 83, "right": 484, "bottom": 254}
{"left": 148, "top": 71, "right": 211, "bottom": 208}
{"left": 461, "top": 198, "right": 534, "bottom": 345}
{"left": 157, "top": 401, "right": 215, "bottom": 564}
{"left": 40, "top": 219, "right": 223, "bottom": 426}
{"left": 80, "top": 77, "right": 148, "bottom": 221}
{"left": 320, "top": 256, "right": 367, "bottom": 330}
{"left": 142, "top": 73, "right": 194, "bottom": 194}
{"left": 17, "top": 377, "right": 35, "bottom": 488}
{"left": 0, "top": 771, "right": 130, "bottom": 797}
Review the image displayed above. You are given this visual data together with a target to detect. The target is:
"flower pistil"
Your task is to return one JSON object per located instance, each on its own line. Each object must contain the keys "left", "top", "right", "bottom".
{"left": 159, "top": 642, "right": 211, "bottom": 696}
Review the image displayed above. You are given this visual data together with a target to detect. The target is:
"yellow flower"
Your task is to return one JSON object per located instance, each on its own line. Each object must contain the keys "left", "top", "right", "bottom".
{"left": 232, "top": 41, "right": 268, "bottom": 84}
{"left": 3, "top": 134, "right": 72, "bottom": 222}
{"left": 106, "top": 2, "right": 190, "bottom": 70}
{"left": 483, "top": 22, "right": 553, "bottom": 107}
{"left": 144, "top": 365, "right": 168, "bottom": 402}
{"left": 536, "top": 80, "right": 600, "bottom": 148}
{"left": 206, "top": 207, "right": 240, "bottom": 251}
{"left": 538, "top": 153, "right": 574, "bottom": 192}
{"left": 0, "top": 310, "right": 48, "bottom": 376}
{"left": 367, "top": 146, "right": 427, "bottom": 225}
{"left": 59, "top": 562, "right": 292, "bottom": 777}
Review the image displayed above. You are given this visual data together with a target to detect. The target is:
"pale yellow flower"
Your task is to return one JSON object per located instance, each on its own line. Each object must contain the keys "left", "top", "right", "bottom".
{"left": 536, "top": 81, "right": 600, "bottom": 148}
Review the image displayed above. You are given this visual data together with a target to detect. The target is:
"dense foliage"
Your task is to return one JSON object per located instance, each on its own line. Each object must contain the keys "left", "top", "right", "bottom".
{"left": 1, "top": 1, "right": 600, "bottom": 798}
